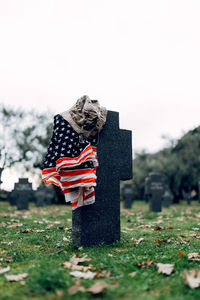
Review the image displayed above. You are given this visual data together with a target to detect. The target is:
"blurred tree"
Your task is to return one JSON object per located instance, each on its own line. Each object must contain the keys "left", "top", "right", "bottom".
{"left": 0, "top": 104, "right": 53, "bottom": 170}
{"left": 133, "top": 127, "right": 200, "bottom": 201}
{"left": 0, "top": 104, "right": 66, "bottom": 203}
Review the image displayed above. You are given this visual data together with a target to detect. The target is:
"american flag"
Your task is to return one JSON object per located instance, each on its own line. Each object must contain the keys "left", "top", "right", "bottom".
{"left": 42, "top": 114, "right": 98, "bottom": 209}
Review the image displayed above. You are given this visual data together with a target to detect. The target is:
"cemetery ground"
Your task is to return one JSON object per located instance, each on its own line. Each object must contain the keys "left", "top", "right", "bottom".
{"left": 0, "top": 202, "right": 200, "bottom": 300}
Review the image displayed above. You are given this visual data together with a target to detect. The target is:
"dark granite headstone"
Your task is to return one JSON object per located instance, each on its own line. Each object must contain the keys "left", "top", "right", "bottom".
{"left": 7, "top": 190, "right": 18, "bottom": 206}
{"left": 162, "top": 188, "right": 174, "bottom": 208}
{"left": 148, "top": 172, "right": 164, "bottom": 212}
{"left": 35, "top": 187, "right": 46, "bottom": 207}
{"left": 72, "top": 111, "right": 132, "bottom": 247}
{"left": 122, "top": 184, "right": 134, "bottom": 209}
{"left": 15, "top": 178, "right": 33, "bottom": 210}
{"left": 144, "top": 176, "right": 151, "bottom": 202}
{"left": 35, "top": 182, "right": 54, "bottom": 206}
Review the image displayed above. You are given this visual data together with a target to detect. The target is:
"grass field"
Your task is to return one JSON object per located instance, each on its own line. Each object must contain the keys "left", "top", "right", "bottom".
{"left": 0, "top": 201, "right": 200, "bottom": 300}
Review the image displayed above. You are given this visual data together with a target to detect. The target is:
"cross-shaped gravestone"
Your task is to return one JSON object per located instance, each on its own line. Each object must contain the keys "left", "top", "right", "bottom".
{"left": 35, "top": 183, "right": 54, "bottom": 206}
{"left": 122, "top": 183, "right": 134, "bottom": 209}
{"left": 162, "top": 187, "right": 174, "bottom": 208}
{"left": 148, "top": 172, "right": 164, "bottom": 212}
{"left": 72, "top": 111, "right": 132, "bottom": 247}
{"left": 35, "top": 185, "right": 46, "bottom": 207}
{"left": 15, "top": 178, "right": 33, "bottom": 210}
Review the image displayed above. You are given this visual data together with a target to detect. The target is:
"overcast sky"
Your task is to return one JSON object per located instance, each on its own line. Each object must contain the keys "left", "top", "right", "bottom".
{"left": 0, "top": 0, "right": 200, "bottom": 157}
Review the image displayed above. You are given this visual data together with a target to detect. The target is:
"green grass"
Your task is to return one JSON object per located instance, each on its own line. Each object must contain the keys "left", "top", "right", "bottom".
{"left": 1, "top": 201, "right": 200, "bottom": 300}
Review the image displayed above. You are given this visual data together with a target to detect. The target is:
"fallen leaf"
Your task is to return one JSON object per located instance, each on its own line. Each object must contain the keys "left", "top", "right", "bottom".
{"left": 131, "top": 238, "right": 144, "bottom": 244}
{"left": 7, "top": 224, "right": 23, "bottom": 228}
{"left": 61, "top": 261, "right": 93, "bottom": 272}
{"left": 129, "top": 271, "right": 137, "bottom": 277}
{"left": 21, "top": 228, "right": 32, "bottom": 233}
{"left": 192, "top": 234, "right": 200, "bottom": 239}
{"left": 70, "top": 254, "right": 91, "bottom": 265}
{"left": 46, "top": 224, "right": 54, "bottom": 229}
{"left": 179, "top": 251, "right": 187, "bottom": 257}
{"left": 154, "top": 226, "right": 163, "bottom": 231}
{"left": 111, "top": 281, "right": 119, "bottom": 286}
{"left": 5, "top": 273, "right": 28, "bottom": 281}
{"left": 65, "top": 227, "right": 72, "bottom": 232}
{"left": 166, "top": 226, "right": 174, "bottom": 229}
{"left": 183, "top": 269, "right": 200, "bottom": 288}
{"left": 0, "top": 266, "right": 10, "bottom": 274}
{"left": 137, "top": 258, "right": 154, "bottom": 267}
{"left": 157, "top": 263, "right": 174, "bottom": 275}
{"left": 0, "top": 256, "right": 13, "bottom": 263}
{"left": 155, "top": 239, "right": 168, "bottom": 243}
{"left": 87, "top": 281, "right": 107, "bottom": 294}
{"left": 188, "top": 253, "right": 200, "bottom": 261}
{"left": 70, "top": 271, "right": 96, "bottom": 280}
{"left": 68, "top": 279, "right": 86, "bottom": 295}
{"left": 96, "top": 270, "right": 111, "bottom": 278}
{"left": 154, "top": 220, "right": 163, "bottom": 224}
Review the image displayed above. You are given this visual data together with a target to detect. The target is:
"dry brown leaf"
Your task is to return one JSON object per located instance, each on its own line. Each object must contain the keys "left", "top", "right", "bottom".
{"left": 68, "top": 279, "right": 86, "bottom": 295}
{"left": 179, "top": 251, "right": 187, "bottom": 257}
{"left": 137, "top": 258, "right": 154, "bottom": 268}
{"left": 96, "top": 270, "right": 111, "bottom": 278}
{"left": 87, "top": 281, "right": 107, "bottom": 294}
{"left": 61, "top": 261, "right": 93, "bottom": 272}
{"left": 21, "top": 228, "right": 32, "bottom": 233}
{"left": 129, "top": 271, "right": 137, "bottom": 277}
{"left": 64, "top": 227, "right": 72, "bottom": 232}
{"left": 70, "top": 270, "right": 96, "bottom": 280}
{"left": 157, "top": 263, "right": 174, "bottom": 275}
{"left": 111, "top": 281, "right": 119, "bottom": 286}
{"left": 154, "top": 226, "right": 163, "bottom": 231}
{"left": 166, "top": 226, "right": 174, "bottom": 229}
{"left": 0, "top": 256, "right": 13, "bottom": 263}
{"left": 154, "top": 220, "right": 163, "bottom": 224}
{"left": 131, "top": 238, "right": 144, "bottom": 244}
{"left": 192, "top": 234, "right": 200, "bottom": 239}
{"left": 0, "top": 266, "right": 10, "bottom": 274}
{"left": 7, "top": 223, "right": 23, "bottom": 228}
{"left": 5, "top": 273, "right": 28, "bottom": 281}
{"left": 46, "top": 224, "right": 54, "bottom": 229}
{"left": 70, "top": 254, "right": 91, "bottom": 265}
{"left": 155, "top": 239, "right": 168, "bottom": 243}
{"left": 188, "top": 253, "right": 200, "bottom": 261}
{"left": 183, "top": 269, "right": 200, "bottom": 288}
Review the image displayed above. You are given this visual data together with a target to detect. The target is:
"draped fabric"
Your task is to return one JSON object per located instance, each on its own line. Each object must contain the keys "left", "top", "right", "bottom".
{"left": 42, "top": 114, "right": 99, "bottom": 209}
